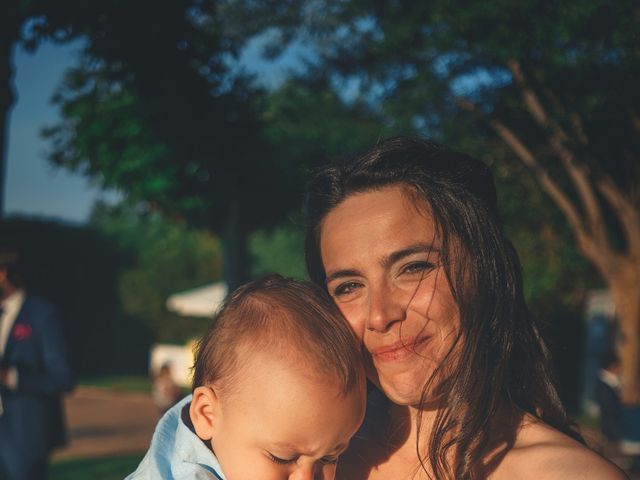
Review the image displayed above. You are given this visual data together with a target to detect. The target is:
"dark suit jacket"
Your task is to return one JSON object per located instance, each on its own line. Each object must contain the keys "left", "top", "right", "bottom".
{"left": 595, "top": 376, "right": 623, "bottom": 442}
{"left": 0, "top": 295, "right": 74, "bottom": 478}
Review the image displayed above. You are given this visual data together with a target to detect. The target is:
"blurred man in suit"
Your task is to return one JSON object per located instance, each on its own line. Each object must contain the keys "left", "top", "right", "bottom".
{"left": 0, "top": 245, "right": 73, "bottom": 480}
{"left": 595, "top": 349, "right": 623, "bottom": 447}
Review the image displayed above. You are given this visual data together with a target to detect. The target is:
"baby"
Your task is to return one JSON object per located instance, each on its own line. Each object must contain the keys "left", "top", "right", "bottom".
{"left": 127, "top": 275, "right": 366, "bottom": 480}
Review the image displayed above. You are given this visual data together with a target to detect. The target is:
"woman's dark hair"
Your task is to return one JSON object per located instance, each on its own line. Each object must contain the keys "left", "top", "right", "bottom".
{"left": 304, "top": 137, "right": 579, "bottom": 479}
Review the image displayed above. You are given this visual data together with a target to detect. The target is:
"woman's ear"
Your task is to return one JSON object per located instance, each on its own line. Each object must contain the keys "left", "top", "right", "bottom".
{"left": 190, "top": 386, "right": 221, "bottom": 441}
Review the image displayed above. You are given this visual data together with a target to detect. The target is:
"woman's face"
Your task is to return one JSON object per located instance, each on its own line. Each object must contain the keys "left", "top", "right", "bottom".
{"left": 319, "top": 185, "right": 461, "bottom": 407}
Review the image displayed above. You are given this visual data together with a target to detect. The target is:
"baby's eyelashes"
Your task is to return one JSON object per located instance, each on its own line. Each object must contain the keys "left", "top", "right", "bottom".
{"left": 266, "top": 452, "right": 341, "bottom": 466}
{"left": 267, "top": 452, "right": 298, "bottom": 465}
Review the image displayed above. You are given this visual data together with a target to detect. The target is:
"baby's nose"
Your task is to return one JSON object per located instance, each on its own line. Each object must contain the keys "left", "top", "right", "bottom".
{"left": 289, "top": 463, "right": 320, "bottom": 480}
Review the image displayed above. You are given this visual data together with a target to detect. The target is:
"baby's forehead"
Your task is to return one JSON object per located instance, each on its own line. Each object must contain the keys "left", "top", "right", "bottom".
{"left": 228, "top": 341, "right": 340, "bottom": 383}
{"left": 218, "top": 346, "right": 354, "bottom": 402}
{"left": 219, "top": 348, "right": 366, "bottom": 459}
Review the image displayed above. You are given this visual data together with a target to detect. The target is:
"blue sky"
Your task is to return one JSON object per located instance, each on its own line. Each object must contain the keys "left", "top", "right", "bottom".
{"left": 5, "top": 41, "right": 121, "bottom": 224}
{"left": 4, "top": 34, "right": 305, "bottom": 224}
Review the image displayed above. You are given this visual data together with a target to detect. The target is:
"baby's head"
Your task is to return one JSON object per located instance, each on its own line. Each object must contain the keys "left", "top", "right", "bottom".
{"left": 190, "top": 275, "right": 366, "bottom": 480}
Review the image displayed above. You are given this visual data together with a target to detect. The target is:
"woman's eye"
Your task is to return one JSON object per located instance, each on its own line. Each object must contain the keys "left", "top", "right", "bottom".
{"left": 402, "top": 261, "right": 435, "bottom": 276}
{"left": 268, "top": 453, "right": 297, "bottom": 465}
{"left": 319, "top": 456, "right": 339, "bottom": 465}
{"left": 333, "top": 281, "right": 361, "bottom": 296}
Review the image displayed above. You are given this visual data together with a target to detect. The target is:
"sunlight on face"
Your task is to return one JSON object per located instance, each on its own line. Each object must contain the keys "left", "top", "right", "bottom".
{"left": 320, "top": 185, "right": 461, "bottom": 406}
{"left": 209, "top": 350, "right": 365, "bottom": 480}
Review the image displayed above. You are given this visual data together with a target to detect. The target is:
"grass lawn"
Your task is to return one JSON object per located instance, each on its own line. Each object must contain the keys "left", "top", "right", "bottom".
{"left": 78, "top": 375, "right": 152, "bottom": 392}
{"left": 50, "top": 455, "right": 143, "bottom": 480}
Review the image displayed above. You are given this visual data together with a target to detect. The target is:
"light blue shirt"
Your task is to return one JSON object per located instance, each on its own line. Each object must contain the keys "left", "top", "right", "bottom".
{"left": 126, "top": 395, "right": 226, "bottom": 480}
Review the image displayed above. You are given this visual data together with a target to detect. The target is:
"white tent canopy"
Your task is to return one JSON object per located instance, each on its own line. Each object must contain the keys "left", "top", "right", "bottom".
{"left": 166, "top": 282, "right": 228, "bottom": 318}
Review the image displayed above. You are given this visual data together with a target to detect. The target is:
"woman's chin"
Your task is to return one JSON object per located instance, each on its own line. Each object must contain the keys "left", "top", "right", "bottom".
{"left": 375, "top": 371, "right": 448, "bottom": 410}
{"left": 377, "top": 377, "right": 429, "bottom": 407}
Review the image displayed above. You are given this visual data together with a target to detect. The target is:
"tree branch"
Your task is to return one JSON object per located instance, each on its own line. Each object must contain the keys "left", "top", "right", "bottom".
{"left": 539, "top": 84, "right": 589, "bottom": 146}
{"left": 508, "top": 60, "right": 610, "bottom": 253}
{"left": 507, "top": 60, "right": 550, "bottom": 128}
{"left": 456, "top": 96, "right": 615, "bottom": 272}
{"left": 597, "top": 175, "right": 640, "bottom": 260}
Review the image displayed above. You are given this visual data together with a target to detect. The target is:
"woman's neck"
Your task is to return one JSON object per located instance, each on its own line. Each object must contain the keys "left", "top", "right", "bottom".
{"left": 385, "top": 402, "right": 439, "bottom": 463}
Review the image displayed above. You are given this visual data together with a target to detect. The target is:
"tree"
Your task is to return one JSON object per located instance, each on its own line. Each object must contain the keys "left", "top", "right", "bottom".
{"left": 4, "top": 0, "right": 392, "bottom": 288}
{"left": 237, "top": 0, "right": 640, "bottom": 400}
{"left": 90, "top": 201, "right": 223, "bottom": 343}
{"left": 1, "top": 0, "right": 101, "bottom": 215}
{"left": 0, "top": 1, "right": 24, "bottom": 215}
{"left": 40, "top": 0, "right": 286, "bottom": 289}
{"left": 43, "top": 3, "right": 388, "bottom": 287}
{"left": 0, "top": 217, "right": 151, "bottom": 375}
{"left": 248, "top": 80, "right": 391, "bottom": 280}
{"left": 1, "top": 1, "right": 63, "bottom": 215}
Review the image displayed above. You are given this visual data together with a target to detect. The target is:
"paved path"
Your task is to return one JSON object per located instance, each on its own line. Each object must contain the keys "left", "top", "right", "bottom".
{"left": 52, "top": 387, "right": 162, "bottom": 460}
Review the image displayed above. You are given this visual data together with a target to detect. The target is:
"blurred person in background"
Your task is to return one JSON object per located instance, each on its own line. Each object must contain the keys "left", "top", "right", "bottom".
{"left": 151, "top": 362, "right": 181, "bottom": 414}
{"left": 0, "top": 242, "right": 74, "bottom": 480}
{"left": 595, "top": 350, "right": 624, "bottom": 451}
{"left": 596, "top": 350, "right": 640, "bottom": 472}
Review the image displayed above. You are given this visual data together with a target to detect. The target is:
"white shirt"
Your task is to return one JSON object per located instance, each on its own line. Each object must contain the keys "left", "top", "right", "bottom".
{"left": 126, "top": 395, "right": 226, "bottom": 480}
{"left": 599, "top": 368, "right": 621, "bottom": 391}
{"left": 0, "top": 289, "right": 26, "bottom": 356}
{"left": 0, "top": 289, "right": 24, "bottom": 392}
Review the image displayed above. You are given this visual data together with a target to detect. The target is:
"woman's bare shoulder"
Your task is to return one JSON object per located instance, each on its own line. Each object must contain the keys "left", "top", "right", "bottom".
{"left": 494, "top": 416, "right": 628, "bottom": 480}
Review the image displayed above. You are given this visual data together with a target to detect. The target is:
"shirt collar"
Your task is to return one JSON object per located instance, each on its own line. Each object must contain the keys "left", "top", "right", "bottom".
{"left": 2, "top": 289, "right": 25, "bottom": 312}
{"left": 599, "top": 368, "right": 620, "bottom": 390}
{"left": 176, "top": 401, "right": 227, "bottom": 479}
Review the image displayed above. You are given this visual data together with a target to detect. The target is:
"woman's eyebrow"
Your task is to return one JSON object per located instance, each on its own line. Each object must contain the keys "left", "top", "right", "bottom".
{"left": 325, "top": 268, "right": 360, "bottom": 284}
{"left": 325, "top": 243, "right": 439, "bottom": 284}
{"left": 383, "top": 243, "right": 440, "bottom": 268}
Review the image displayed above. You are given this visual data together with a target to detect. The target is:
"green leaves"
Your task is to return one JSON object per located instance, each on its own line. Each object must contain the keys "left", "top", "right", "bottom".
{"left": 91, "top": 203, "right": 222, "bottom": 343}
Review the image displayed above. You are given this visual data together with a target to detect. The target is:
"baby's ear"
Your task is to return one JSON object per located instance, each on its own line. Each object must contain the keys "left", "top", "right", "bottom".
{"left": 190, "top": 386, "right": 220, "bottom": 441}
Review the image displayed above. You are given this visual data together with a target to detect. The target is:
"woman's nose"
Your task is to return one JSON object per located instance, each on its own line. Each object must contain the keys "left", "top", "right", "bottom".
{"left": 367, "top": 281, "right": 406, "bottom": 332}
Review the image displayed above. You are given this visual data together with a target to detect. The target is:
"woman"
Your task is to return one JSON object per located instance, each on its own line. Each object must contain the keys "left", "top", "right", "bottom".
{"left": 304, "top": 137, "right": 625, "bottom": 479}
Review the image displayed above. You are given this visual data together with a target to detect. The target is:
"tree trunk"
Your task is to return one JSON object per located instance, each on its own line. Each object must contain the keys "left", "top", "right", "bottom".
{"left": 607, "top": 260, "right": 640, "bottom": 403}
{"left": 221, "top": 192, "right": 248, "bottom": 291}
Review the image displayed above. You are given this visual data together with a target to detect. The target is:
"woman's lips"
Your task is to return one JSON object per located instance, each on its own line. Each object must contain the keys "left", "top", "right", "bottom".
{"left": 370, "top": 336, "right": 431, "bottom": 362}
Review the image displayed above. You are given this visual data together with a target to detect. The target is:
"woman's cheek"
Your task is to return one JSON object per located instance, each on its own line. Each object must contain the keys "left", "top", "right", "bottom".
{"left": 336, "top": 302, "right": 366, "bottom": 340}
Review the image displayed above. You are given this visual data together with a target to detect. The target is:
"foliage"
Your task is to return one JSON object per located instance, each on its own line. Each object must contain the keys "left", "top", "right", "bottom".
{"left": 0, "top": 217, "right": 150, "bottom": 376}
{"left": 1, "top": 207, "right": 226, "bottom": 375}
{"left": 43, "top": 32, "right": 389, "bottom": 285}
{"left": 249, "top": 221, "right": 307, "bottom": 280}
{"left": 227, "top": 0, "right": 639, "bottom": 401}
{"left": 50, "top": 454, "right": 143, "bottom": 480}
{"left": 491, "top": 147, "right": 598, "bottom": 311}
{"left": 78, "top": 375, "right": 151, "bottom": 393}
{"left": 246, "top": 0, "right": 639, "bottom": 305}
{"left": 259, "top": 80, "right": 390, "bottom": 171}
{"left": 247, "top": 80, "right": 392, "bottom": 282}
{"left": 90, "top": 201, "right": 222, "bottom": 343}
{"left": 29, "top": 0, "right": 277, "bottom": 286}
{"left": 7, "top": 3, "right": 637, "bottom": 390}
{"left": 1, "top": 208, "right": 223, "bottom": 374}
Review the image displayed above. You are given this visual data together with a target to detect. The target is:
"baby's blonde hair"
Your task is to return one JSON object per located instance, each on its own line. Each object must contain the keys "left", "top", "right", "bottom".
{"left": 192, "top": 274, "right": 364, "bottom": 397}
